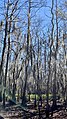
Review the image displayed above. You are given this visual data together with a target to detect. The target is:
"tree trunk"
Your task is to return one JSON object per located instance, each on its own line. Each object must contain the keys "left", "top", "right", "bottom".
{"left": 22, "top": 61, "right": 28, "bottom": 106}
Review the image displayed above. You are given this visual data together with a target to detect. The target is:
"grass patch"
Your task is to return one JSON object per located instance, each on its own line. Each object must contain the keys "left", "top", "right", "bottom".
{"left": 28, "top": 94, "right": 52, "bottom": 100}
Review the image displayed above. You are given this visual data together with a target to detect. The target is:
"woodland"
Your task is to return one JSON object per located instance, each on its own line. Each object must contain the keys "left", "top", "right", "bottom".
{"left": 0, "top": 0, "right": 67, "bottom": 118}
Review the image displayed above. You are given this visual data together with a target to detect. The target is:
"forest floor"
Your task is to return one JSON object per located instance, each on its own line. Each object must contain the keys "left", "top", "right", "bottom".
{"left": 0, "top": 102, "right": 67, "bottom": 119}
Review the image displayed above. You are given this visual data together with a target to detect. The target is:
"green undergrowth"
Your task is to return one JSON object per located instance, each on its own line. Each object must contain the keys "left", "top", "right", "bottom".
{"left": 5, "top": 93, "right": 52, "bottom": 101}
{"left": 28, "top": 94, "right": 52, "bottom": 100}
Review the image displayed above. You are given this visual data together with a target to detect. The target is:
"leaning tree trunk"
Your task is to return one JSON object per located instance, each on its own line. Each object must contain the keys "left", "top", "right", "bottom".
{"left": 0, "top": 2, "right": 9, "bottom": 101}
{"left": 3, "top": 33, "right": 10, "bottom": 107}
{"left": 3, "top": 7, "right": 11, "bottom": 106}
{"left": 22, "top": 0, "right": 31, "bottom": 106}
